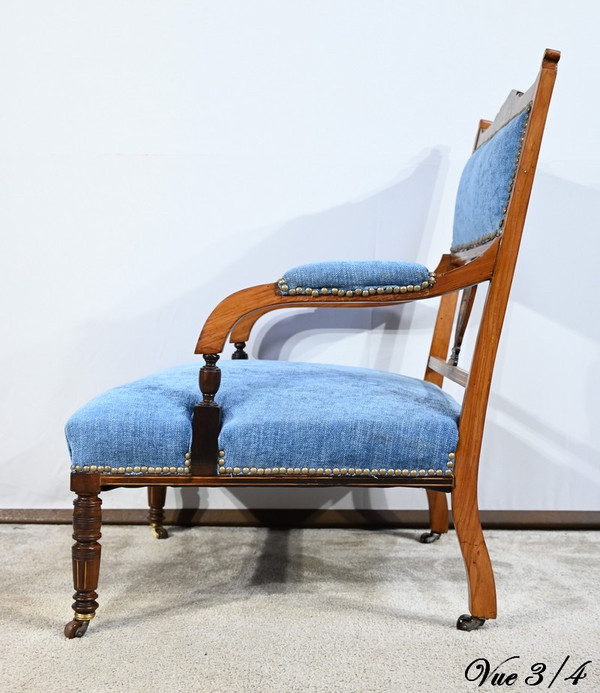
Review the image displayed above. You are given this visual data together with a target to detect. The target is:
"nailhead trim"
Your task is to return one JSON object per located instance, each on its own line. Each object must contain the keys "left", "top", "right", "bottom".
{"left": 450, "top": 102, "right": 532, "bottom": 254}
{"left": 217, "top": 450, "right": 455, "bottom": 478}
{"left": 71, "top": 451, "right": 192, "bottom": 475}
{"left": 277, "top": 274, "right": 436, "bottom": 297}
{"left": 72, "top": 450, "right": 456, "bottom": 478}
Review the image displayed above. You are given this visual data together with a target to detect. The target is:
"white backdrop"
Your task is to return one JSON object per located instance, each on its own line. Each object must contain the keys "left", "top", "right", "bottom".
{"left": 1, "top": 1, "right": 599, "bottom": 512}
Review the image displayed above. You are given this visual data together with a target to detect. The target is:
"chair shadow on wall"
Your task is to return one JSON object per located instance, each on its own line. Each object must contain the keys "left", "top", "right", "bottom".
{"left": 509, "top": 172, "right": 600, "bottom": 342}
{"left": 176, "top": 148, "right": 447, "bottom": 527}
{"left": 477, "top": 171, "right": 600, "bottom": 507}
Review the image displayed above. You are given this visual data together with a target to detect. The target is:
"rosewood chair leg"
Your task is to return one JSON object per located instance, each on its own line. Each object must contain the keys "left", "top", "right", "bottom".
{"left": 147, "top": 486, "right": 168, "bottom": 539}
{"left": 420, "top": 489, "right": 449, "bottom": 543}
{"left": 64, "top": 490, "right": 102, "bottom": 638}
{"left": 451, "top": 482, "right": 497, "bottom": 630}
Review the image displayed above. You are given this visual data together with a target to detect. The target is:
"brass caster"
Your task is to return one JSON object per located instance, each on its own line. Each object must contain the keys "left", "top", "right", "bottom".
{"left": 151, "top": 525, "right": 168, "bottom": 539}
{"left": 64, "top": 619, "right": 90, "bottom": 639}
{"left": 419, "top": 531, "right": 441, "bottom": 544}
{"left": 456, "top": 614, "right": 486, "bottom": 631}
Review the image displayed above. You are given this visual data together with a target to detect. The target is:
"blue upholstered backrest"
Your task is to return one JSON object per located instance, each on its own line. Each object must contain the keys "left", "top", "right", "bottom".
{"left": 451, "top": 107, "right": 530, "bottom": 253}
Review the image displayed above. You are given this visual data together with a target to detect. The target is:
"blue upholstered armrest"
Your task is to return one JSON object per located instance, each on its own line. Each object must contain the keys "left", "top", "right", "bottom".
{"left": 276, "top": 260, "right": 435, "bottom": 297}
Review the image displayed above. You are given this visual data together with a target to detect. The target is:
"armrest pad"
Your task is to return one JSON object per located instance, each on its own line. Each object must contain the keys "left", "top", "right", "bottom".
{"left": 277, "top": 260, "right": 435, "bottom": 297}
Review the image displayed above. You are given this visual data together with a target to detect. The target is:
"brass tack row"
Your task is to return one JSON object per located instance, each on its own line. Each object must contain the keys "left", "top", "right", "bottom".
{"left": 217, "top": 450, "right": 455, "bottom": 478}
{"left": 447, "top": 451, "right": 455, "bottom": 469}
{"left": 71, "top": 450, "right": 456, "bottom": 477}
{"left": 71, "top": 451, "right": 193, "bottom": 475}
{"left": 277, "top": 275, "right": 436, "bottom": 297}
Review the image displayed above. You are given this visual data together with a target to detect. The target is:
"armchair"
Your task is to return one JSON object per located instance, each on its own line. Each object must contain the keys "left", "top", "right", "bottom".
{"left": 64, "top": 49, "right": 560, "bottom": 637}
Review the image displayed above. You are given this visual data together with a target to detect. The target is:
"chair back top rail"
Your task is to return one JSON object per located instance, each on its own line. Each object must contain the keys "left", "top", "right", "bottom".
{"left": 477, "top": 49, "right": 558, "bottom": 147}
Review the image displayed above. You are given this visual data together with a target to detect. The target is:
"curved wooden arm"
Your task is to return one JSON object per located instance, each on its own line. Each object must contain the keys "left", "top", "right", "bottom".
{"left": 225, "top": 240, "right": 500, "bottom": 346}
{"left": 195, "top": 240, "right": 499, "bottom": 354}
{"left": 230, "top": 305, "right": 290, "bottom": 344}
{"left": 195, "top": 285, "right": 382, "bottom": 353}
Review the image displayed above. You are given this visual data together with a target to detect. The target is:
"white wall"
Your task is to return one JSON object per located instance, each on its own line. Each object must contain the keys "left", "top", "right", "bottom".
{"left": 1, "top": 1, "right": 599, "bottom": 511}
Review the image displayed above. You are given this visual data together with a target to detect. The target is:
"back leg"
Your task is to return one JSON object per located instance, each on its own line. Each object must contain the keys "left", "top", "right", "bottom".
{"left": 452, "top": 482, "right": 497, "bottom": 629}
{"left": 420, "top": 489, "right": 449, "bottom": 543}
{"left": 147, "top": 486, "right": 168, "bottom": 539}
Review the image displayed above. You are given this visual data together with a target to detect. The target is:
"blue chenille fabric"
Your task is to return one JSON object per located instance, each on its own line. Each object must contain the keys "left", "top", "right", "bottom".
{"left": 451, "top": 107, "right": 529, "bottom": 252}
{"left": 66, "top": 360, "right": 460, "bottom": 477}
{"left": 216, "top": 360, "right": 459, "bottom": 475}
{"left": 278, "top": 260, "right": 433, "bottom": 295}
{"left": 65, "top": 364, "right": 201, "bottom": 473}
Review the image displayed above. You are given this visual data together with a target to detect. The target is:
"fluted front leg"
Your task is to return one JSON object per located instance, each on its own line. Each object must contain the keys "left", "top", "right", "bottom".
{"left": 64, "top": 481, "right": 102, "bottom": 638}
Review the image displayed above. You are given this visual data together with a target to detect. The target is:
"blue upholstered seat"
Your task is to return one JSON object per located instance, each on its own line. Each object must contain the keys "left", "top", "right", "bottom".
{"left": 66, "top": 364, "right": 200, "bottom": 475}
{"left": 66, "top": 361, "right": 460, "bottom": 479}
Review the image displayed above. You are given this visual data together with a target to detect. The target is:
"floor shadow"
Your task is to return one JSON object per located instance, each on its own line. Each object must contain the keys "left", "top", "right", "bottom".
{"left": 249, "top": 528, "right": 293, "bottom": 590}
{"left": 174, "top": 487, "right": 208, "bottom": 526}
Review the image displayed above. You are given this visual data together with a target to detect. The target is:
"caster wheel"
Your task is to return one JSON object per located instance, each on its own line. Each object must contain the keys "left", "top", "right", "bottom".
{"left": 456, "top": 614, "right": 486, "bottom": 631}
{"left": 64, "top": 619, "right": 90, "bottom": 639}
{"left": 419, "top": 531, "right": 441, "bottom": 544}
{"left": 151, "top": 525, "right": 169, "bottom": 539}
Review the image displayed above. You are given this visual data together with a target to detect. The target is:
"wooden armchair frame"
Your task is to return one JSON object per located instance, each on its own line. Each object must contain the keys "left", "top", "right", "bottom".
{"left": 65, "top": 50, "right": 559, "bottom": 637}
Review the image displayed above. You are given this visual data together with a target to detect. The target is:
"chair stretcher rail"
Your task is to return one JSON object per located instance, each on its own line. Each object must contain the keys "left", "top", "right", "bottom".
{"left": 427, "top": 356, "right": 469, "bottom": 387}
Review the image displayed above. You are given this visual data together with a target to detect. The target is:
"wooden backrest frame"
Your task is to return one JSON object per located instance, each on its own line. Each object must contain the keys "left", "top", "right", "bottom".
{"left": 426, "top": 48, "right": 559, "bottom": 487}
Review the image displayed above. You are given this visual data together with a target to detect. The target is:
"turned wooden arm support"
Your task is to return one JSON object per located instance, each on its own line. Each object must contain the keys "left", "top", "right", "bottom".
{"left": 190, "top": 353, "right": 222, "bottom": 474}
{"left": 194, "top": 241, "right": 499, "bottom": 355}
